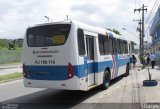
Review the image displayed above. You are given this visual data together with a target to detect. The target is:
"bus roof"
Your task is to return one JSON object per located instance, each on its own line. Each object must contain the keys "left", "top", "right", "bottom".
{"left": 27, "top": 20, "right": 132, "bottom": 42}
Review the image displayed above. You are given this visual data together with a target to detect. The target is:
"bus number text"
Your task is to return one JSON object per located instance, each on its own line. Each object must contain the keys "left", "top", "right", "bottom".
{"left": 35, "top": 60, "right": 55, "bottom": 64}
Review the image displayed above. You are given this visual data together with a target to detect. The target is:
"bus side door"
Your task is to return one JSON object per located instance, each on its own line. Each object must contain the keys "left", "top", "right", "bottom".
{"left": 85, "top": 36, "right": 95, "bottom": 86}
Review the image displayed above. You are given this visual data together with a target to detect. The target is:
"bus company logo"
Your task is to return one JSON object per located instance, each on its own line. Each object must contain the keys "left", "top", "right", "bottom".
{"left": 32, "top": 50, "right": 59, "bottom": 55}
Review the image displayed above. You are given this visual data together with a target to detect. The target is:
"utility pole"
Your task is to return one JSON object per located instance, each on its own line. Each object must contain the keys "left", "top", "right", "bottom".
{"left": 139, "top": 20, "right": 142, "bottom": 60}
{"left": 138, "top": 20, "right": 142, "bottom": 60}
{"left": 44, "top": 16, "right": 50, "bottom": 22}
{"left": 133, "top": 19, "right": 142, "bottom": 57}
{"left": 134, "top": 4, "right": 147, "bottom": 63}
{"left": 66, "top": 15, "right": 69, "bottom": 21}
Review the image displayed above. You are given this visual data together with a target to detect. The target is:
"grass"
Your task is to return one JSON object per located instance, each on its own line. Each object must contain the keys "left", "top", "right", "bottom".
{"left": 0, "top": 72, "right": 22, "bottom": 81}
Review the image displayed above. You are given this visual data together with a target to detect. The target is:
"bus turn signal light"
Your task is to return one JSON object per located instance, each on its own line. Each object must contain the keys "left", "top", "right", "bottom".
{"left": 68, "top": 63, "right": 74, "bottom": 79}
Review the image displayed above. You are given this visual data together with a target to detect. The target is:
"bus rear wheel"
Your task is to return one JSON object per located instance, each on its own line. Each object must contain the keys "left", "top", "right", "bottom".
{"left": 102, "top": 70, "right": 110, "bottom": 90}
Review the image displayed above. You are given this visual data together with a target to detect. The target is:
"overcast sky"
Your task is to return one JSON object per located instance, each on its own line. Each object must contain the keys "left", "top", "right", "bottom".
{"left": 0, "top": 0, "right": 156, "bottom": 44}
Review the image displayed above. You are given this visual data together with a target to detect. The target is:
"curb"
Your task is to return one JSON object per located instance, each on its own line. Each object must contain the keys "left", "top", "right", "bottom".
{"left": 0, "top": 66, "right": 22, "bottom": 70}
{"left": 0, "top": 77, "right": 23, "bottom": 84}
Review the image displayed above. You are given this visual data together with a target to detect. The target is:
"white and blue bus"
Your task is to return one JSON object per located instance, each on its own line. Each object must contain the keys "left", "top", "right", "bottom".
{"left": 23, "top": 21, "right": 133, "bottom": 91}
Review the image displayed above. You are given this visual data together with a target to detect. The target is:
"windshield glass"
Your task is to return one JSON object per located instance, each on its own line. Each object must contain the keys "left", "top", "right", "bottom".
{"left": 27, "top": 24, "right": 71, "bottom": 47}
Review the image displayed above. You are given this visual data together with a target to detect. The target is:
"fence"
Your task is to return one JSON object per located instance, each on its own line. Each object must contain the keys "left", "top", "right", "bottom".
{"left": 0, "top": 49, "right": 22, "bottom": 64}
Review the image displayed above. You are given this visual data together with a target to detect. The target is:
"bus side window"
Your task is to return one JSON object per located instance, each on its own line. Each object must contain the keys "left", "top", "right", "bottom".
{"left": 125, "top": 41, "right": 128, "bottom": 54}
{"left": 117, "top": 39, "right": 121, "bottom": 54}
{"left": 123, "top": 40, "right": 125, "bottom": 54}
{"left": 78, "top": 29, "right": 85, "bottom": 55}
{"left": 129, "top": 44, "right": 131, "bottom": 53}
{"left": 109, "top": 38, "right": 113, "bottom": 54}
{"left": 103, "top": 35, "right": 109, "bottom": 55}
{"left": 98, "top": 34, "right": 105, "bottom": 55}
{"left": 127, "top": 43, "right": 129, "bottom": 54}
{"left": 98, "top": 34, "right": 109, "bottom": 55}
{"left": 115, "top": 39, "right": 117, "bottom": 53}
{"left": 112, "top": 38, "right": 117, "bottom": 54}
{"left": 120, "top": 40, "right": 124, "bottom": 54}
{"left": 123, "top": 41, "right": 127, "bottom": 54}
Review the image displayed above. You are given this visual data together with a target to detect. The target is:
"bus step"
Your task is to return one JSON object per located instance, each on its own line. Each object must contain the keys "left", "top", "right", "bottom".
{"left": 88, "top": 84, "right": 97, "bottom": 90}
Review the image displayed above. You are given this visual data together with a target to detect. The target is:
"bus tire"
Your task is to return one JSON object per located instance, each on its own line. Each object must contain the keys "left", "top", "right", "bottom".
{"left": 102, "top": 70, "right": 110, "bottom": 90}
{"left": 124, "top": 64, "right": 130, "bottom": 77}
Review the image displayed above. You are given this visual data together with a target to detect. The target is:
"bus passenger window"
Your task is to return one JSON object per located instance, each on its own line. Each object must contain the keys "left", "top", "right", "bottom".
{"left": 103, "top": 36, "right": 109, "bottom": 55}
{"left": 129, "top": 44, "right": 131, "bottom": 53}
{"left": 117, "top": 39, "right": 121, "bottom": 53}
{"left": 98, "top": 35, "right": 105, "bottom": 55}
{"left": 112, "top": 38, "right": 117, "bottom": 54}
{"left": 98, "top": 34, "right": 109, "bottom": 55}
{"left": 120, "top": 40, "right": 124, "bottom": 54}
{"left": 109, "top": 38, "right": 113, "bottom": 54}
{"left": 125, "top": 41, "right": 128, "bottom": 54}
{"left": 78, "top": 29, "right": 85, "bottom": 55}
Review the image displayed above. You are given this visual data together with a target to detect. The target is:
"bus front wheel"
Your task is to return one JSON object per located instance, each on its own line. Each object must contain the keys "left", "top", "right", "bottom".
{"left": 102, "top": 70, "right": 110, "bottom": 90}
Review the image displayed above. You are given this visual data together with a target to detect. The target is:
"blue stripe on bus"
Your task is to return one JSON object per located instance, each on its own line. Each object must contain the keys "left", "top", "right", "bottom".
{"left": 25, "top": 65, "right": 71, "bottom": 80}
{"left": 24, "top": 57, "right": 130, "bottom": 80}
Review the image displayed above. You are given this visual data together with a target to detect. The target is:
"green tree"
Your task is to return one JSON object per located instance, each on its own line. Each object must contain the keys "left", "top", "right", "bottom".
{"left": 0, "top": 39, "right": 9, "bottom": 49}
{"left": 112, "top": 29, "right": 121, "bottom": 35}
{"left": 8, "top": 42, "right": 15, "bottom": 50}
{"left": 106, "top": 28, "right": 112, "bottom": 31}
{"left": 106, "top": 28, "right": 121, "bottom": 35}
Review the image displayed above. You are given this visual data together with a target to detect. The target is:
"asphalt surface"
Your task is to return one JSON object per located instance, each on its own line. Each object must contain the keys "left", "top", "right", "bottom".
{"left": 0, "top": 66, "right": 160, "bottom": 109}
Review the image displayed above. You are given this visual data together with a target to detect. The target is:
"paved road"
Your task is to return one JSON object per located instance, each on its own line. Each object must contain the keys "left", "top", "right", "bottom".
{"left": 0, "top": 67, "right": 160, "bottom": 109}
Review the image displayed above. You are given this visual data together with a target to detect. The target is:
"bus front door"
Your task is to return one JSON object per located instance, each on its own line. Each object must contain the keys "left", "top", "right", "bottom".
{"left": 86, "top": 36, "right": 95, "bottom": 86}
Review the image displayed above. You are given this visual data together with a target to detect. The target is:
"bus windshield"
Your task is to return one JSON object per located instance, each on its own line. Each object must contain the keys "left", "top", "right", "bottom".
{"left": 27, "top": 24, "right": 71, "bottom": 47}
